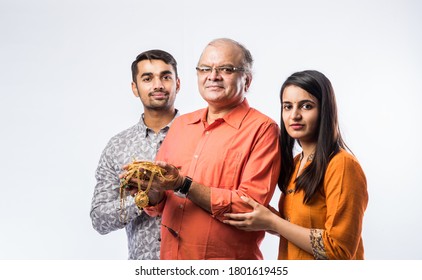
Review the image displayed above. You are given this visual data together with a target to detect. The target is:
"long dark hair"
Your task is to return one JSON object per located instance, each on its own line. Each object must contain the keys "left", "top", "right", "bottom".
{"left": 279, "top": 70, "right": 347, "bottom": 203}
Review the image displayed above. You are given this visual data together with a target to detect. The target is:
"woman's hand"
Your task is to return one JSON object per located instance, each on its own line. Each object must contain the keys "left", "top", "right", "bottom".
{"left": 223, "top": 196, "right": 277, "bottom": 232}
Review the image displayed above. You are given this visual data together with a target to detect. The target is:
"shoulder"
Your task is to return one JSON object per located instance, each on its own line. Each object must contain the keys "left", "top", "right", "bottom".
{"left": 103, "top": 122, "right": 141, "bottom": 151}
{"left": 111, "top": 122, "right": 139, "bottom": 140}
{"left": 326, "top": 149, "right": 366, "bottom": 183}
{"left": 244, "top": 107, "right": 280, "bottom": 138}
{"left": 248, "top": 107, "right": 278, "bottom": 125}
{"left": 171, "top": 108, "right": 205, "bottom": 126}
{"left": 328, "top": 149, "right": 363, "bottom": 169}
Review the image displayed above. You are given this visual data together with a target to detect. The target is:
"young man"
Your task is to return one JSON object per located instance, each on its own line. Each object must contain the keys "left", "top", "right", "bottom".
{"left": 90, "top": 49, "right": 180, "bottom": 259}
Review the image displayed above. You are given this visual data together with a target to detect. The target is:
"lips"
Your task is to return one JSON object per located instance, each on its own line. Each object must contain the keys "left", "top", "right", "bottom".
{"left": 150, "top": 91, "right": 168, "bottom": 99}
{"left": 290, "top": 124, "right": 304, "bottom": 130}
{"left": 205, "top": 83, "right": 224, "bottom": 89}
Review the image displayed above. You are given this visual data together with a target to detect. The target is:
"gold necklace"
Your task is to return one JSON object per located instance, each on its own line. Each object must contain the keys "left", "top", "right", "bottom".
{"left": 119, "top": 161, "right": 177, "bottom": 223}
{"left": 299, "top": 152, "right": 315, "bottom": 162}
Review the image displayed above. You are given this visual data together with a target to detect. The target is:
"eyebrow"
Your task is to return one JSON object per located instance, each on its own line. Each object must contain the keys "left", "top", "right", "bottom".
{"left": 198, "top": 64, "right": 235, "bottom": 67}
{"left": 140, "top": 70, "right": 174, "bottom": 78}
{"left": 282, "top": 99, "right": 317, "bottom": 104}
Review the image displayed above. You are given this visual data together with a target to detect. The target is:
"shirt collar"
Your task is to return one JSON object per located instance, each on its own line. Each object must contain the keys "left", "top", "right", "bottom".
{"left": 138, "top": 109, "right": 180, "bottom": 137}
{"left": 187, "top": 99, "right": 250, "bottom": 129}
{"left": 221, "top": 98, "right": 250, "bottom": 129}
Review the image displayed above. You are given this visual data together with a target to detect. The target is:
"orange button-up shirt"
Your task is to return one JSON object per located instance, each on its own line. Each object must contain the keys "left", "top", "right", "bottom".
{"left": 146, "top": 99, "right": 281, "bottom": 259}
{"left": 278, "top": 149, "right": 368, "bottom": 259}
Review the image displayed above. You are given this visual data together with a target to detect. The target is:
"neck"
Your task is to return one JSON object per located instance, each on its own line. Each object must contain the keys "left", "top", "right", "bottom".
{"left": 143, "top": 108, "right": 175, "bottom": 133}
{"left": 207, "top": 98, "right": 244, "bottom": 124}
{"left": 300, "top": 142, "right": 317, "bottom": 161}
{"left": 297, "top": 142, "right": 316, "bottom": 177}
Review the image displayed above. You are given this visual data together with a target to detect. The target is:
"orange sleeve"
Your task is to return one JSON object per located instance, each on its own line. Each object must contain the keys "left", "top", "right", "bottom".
{"left": 322, "top": 153, "right": 368, "bottom": 259}
{"left": 143, "top": 192, "right": 167, "bottom": 217}
{"left": 210, "top": 122, "right": 281, "bottom": 220}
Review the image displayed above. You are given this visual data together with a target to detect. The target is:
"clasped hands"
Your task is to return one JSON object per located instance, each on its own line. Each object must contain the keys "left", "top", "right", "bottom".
{"left": 119, "top": 160, "right": 184, "bottom": 205}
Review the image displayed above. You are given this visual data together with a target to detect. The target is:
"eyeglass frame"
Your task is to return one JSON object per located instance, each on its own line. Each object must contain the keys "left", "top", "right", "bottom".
{"left": 195, "top": 65, "right": 247, "bottom": 75}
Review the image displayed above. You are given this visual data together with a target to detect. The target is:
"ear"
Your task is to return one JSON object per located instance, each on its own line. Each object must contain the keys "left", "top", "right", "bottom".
{"left": 176, "top": 77, "right": 181, "bottom": 94}
{"left": 131, "top": 81, "right": 139, "bottom": 97}
{"left": 244, "top": 74, "right": 252, "bottom": 92}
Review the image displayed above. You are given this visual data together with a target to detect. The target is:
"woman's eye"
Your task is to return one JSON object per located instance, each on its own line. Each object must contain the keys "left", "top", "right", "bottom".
{"left": 302, "top": 103, "right": 313, "bottom": 110}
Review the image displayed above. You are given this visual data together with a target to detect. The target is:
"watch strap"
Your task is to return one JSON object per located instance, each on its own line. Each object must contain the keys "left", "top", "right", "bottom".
{"left": 174, "top": 176, "right": 192, "bottom": 197}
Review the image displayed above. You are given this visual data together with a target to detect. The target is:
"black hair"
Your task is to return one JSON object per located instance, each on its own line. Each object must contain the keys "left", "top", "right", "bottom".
{"left": 279, "top": 70, "right": 348, "bottom": 203}
{"left": 131, "top": 49, "right": 178, "bottom": 82}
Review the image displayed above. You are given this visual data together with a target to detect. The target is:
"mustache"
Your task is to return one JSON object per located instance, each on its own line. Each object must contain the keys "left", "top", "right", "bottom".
{"left": 148, "top": 89, "right": 169, "bottom": 96}
{"left": 205, "top": 82, "right": 224, "bottom": 87}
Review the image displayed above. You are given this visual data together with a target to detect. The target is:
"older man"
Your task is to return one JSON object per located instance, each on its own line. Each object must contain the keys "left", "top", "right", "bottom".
{"left": 142, "top": 38, "right": 281, "bottom": 259}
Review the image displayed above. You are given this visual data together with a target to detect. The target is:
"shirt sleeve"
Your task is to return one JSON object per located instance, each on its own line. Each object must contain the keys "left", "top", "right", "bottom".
{"left": 321, "top": 153, "right": 368, "bottom": 259}
{"left": 210, "top": 122, "right": 281, "bottom": 220}
{"left": 90, "top": 141, "right": 141, "bottom": 234}
{"left": 143, "top": 192, "right": 167, "bottom": 217}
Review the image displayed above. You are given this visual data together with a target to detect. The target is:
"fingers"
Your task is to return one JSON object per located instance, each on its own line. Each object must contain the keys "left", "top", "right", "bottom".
{"left": 224, "top": 212, "right": 247, "bottom": 221}
{"left": 119, "top": 172, "right": 126, "bottom": 179}
{"left": 223, "top": 215, "right": 252, "bottom": 231}
{"left": 240, "top": 195, "right": 260, "bottom": 208}
{"left": 223, "top": 217, "right": 246, "bottom": 226}
{"left": 129, "top": 188, "right": 138, "bottom": 197}
{"left": 121, "top": 164, "right": 130, "bottom": 170}
{"left": 121, "top": 161, "right": 182, "bottom": 191}
{"left": 154, "top": 161, "right": 167, "bottom": 167}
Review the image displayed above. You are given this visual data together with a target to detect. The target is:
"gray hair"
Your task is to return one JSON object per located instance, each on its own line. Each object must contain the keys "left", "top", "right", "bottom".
{"left": 206, "top": 38, "right": 253, "bottom": 73}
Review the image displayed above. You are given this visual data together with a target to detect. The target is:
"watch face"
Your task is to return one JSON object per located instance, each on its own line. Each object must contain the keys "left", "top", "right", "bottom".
{"left": 180, "top": 176, "right": 192, "bottom": 193}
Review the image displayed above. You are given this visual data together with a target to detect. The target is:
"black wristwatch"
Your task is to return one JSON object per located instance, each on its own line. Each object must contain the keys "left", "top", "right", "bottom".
{"left": 174, "top": 176, "right": 192, "bottom": 198}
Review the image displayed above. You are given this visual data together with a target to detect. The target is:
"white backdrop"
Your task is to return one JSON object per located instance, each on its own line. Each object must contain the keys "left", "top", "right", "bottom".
{"left": 1, "top": 0, "right": 421, "bottom": 260}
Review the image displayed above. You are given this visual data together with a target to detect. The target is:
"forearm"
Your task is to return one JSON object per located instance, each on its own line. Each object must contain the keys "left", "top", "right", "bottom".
{"left": 91, "top": 180, "right": 140, "bottom": 233}
{"left": 92, "top": 144, "right": 142, "bottom": 234}
{"left": 90, "top": 197, "right": 139, "bottom": 234}
{"left": 186, "top": 181, "right": 211, "bottom": 213}
{"left": 272, "top": 216, "right": 313, "bottom": 255}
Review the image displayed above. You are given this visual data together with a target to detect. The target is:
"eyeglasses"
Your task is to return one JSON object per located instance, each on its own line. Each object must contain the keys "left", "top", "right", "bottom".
{"left": 196, "top": 66, "right": 246, "bottom": 75}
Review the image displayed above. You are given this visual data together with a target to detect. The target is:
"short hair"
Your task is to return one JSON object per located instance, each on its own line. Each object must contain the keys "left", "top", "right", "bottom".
{"left": 206, "top": 38, "right": 253, "bottom": 73}
{"left": 131, "top": 49, "right": 178, "bottom": 82}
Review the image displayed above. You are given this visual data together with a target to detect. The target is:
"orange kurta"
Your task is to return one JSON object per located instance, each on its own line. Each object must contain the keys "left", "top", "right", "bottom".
{"left": 146, "top": 99, "right": 281, "bottom": 259}
{"left": 278, "top": 149, "right": 368, "bottom": 260}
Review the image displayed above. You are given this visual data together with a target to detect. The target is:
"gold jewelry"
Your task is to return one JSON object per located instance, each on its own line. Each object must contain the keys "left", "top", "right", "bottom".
{"left": 299, "top": 152, "right": 315, "bottom": 162}
{"left": 307, "top": 153, "right": 314, "bottom": 161}
{"left": 119, "top": 160, "right": 177, "bottom": 223}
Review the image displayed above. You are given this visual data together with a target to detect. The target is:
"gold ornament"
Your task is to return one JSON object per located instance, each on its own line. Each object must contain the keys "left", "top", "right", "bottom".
{"left": 134, "top": 191, "right": 149, "bottom": 209}
{"left": 119, "top": 160, "right": 177, "bottom": 223}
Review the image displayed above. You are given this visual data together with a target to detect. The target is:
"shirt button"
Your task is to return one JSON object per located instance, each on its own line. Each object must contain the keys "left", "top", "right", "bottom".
{"left": 179, "top": 204, "right": 184, "bottom": 209}
{"left": 205, "top": 131, "right": 209, "bottom": 135}
{"left": 194, "top": 155, "right": 198, "bottom": 159}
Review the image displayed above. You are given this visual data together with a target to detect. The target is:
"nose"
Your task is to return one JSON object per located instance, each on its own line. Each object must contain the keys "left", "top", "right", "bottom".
{"left": 207, "top": 68, "right": 222, "bottom": 80}
{"left": 290, "top": 107, "right": 301, "bottom": 120}
{"left": 153, "top": 77, "right": 164, "bottom": 90}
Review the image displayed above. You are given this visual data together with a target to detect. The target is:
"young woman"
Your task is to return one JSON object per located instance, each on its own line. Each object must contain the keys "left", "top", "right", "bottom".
{"left": 224, "top": 70, "right": 368, "bottom": 259}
